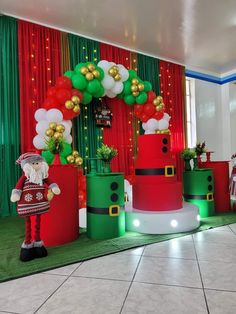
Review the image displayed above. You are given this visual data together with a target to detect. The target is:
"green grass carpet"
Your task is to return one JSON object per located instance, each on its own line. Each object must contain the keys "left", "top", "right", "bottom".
{"left": 1, "top": 213, "right": 236, "bottom": 283}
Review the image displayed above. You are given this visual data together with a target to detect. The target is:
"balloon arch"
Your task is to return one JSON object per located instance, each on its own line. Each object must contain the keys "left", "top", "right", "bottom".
{"left": 33, "top": 60, "right": 170, "bottom": 164}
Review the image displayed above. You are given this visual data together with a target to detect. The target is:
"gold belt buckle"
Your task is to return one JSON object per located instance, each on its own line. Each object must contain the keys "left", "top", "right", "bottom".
{"left": 206, "top": 193, "right": 214, "bottom": 201}
{"left": 165, "top": 165, "right": 174, "bottom": 177}
{"left": 109, "top": 205, "right": 120, "bottom": 216}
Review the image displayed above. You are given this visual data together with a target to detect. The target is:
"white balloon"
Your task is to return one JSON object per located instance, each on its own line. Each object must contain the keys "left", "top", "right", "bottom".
{"left": 33, "top": 135, "right": 46, "bottom": 150}
{"left": 118, "top": 65, "right": 129, "bottom": 81}
{"left": 35, "top": 108, "right": 47, "bottom": 122}
{"left": 97, "top": 60, "right": 110, "bottom": 71}
{"left": 64, "top": 120, "right": 72, "bottom": 128}
{"left": 111, "top": 81, "right": 123, "bottom": 94}
{"left": 145, "top": 130, "right": 156, "bottom": 135}
{"left": 61, "top": 121, "right": 71, "bottom": 136}
{"left": 158, "top": 118, "right": 169, "bottom": 130}
{"left": 146, "top": 118, "right": 159, "bottom": 131}
{"left": 36, "top": 120, "right": 49, "bottom": 135}
{"left": 106, "top": 90, "right": 116, "bottom": 98}
{"left": 46, "top": 109, "right": 63, "bottom": 123}
{"left": 102, "top": 76, "right": 115, "bottom": 90}
{"left": 142, "top": 122, "right": 147, "bottom": 130}
{"left": 65, "top": 134, "right": 72, "bottom": 144}
{"left": 163, "top": 113, "right": 171, "bottom": 121}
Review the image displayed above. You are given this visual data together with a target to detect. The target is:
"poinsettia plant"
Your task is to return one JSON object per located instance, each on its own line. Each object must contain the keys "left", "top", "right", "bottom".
{"left": 97, "top": 144, "right": 118, "bottom": 162}
{"left": 194, "top": 141, "right": 206, "bottom": 156}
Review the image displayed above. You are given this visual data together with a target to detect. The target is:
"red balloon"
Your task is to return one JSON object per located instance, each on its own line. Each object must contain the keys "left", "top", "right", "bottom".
{"left": 61, "top": 107, "right": 77, "bottom": 120}
{"left": 47, "top": 87, "right": 57, "bottom": 98}
{"left": 56, "top": 76, "right": 72, "bottom": 90}
{"left": 140, "top": 113, "right": 149, "bottom": 123}
{"left": 134, "top": 104, "right": 143, "bottom": 117}
{"left": 56, "top": 88, "right": 71, "bottom": 105}
{"left": 71, "top": 89, "right": 83, "bottom": 101}
{"left": 42, "top": 97, "right": 60, "bottom": 110}
{"left": 147, "top": 91, "right": 156, "bottom": 103}
{"left": 143, "top": 103, "right": 156, "bottom": 117}
{"left": 153, "top": 111, "right": 164, "bottom": 120}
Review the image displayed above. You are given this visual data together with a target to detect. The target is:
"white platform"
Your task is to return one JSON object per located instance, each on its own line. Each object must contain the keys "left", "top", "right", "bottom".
{"left": 125, "top": 202, "right": 200, "bottom": 234}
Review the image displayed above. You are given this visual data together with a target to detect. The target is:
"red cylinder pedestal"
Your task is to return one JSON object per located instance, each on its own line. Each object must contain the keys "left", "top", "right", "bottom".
{"left": 199, "top": 161, "right": 230, "bottom": 213}
{"left": 33, "top": 165, "right": 79, "bottom": 247}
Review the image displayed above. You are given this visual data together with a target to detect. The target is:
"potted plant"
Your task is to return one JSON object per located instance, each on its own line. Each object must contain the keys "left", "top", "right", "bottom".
{"left": 96, "top": 144, "right": 118, "bottom": 173}
{"left": 180, "top": 148, "right": 196, "bottom": 171}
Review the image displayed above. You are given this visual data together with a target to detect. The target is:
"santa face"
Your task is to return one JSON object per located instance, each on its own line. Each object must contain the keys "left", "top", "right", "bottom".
{"left": 23, "top": 161, "right": 49, "bottom": 185}
{"left": 31, "top": 161, "right": 42, "bottom": 171}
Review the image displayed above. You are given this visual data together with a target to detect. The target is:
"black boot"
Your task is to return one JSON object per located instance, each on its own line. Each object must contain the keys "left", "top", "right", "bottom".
{"left": 34, "top": 241, "right": 48, "bottom": 258}
{"left": 20, "top": 247, "right": 35, "bottom": 262}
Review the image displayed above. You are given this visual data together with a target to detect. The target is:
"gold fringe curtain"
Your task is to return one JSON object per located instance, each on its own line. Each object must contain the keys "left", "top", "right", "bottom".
{"left": 60, "top": 32, "right": 71, "bottom": 74}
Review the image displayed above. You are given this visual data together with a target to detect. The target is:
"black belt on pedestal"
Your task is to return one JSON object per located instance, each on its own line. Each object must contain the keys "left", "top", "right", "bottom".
{"left": 135, "top": 166, "right": 176, "bottom": 177}
{"left": 184, "top": 193, "right": 214, "bottom": 201}
{"left": 87, "top": 205, "right": 124, "bottom": 216}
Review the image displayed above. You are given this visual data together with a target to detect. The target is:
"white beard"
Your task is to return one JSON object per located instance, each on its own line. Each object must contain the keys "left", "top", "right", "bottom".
{"left": 23, "top": 162, "right": 49, "bottom": 185}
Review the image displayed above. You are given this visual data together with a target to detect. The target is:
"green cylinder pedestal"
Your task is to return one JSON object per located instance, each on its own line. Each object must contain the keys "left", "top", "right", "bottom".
{"left": 183, "top": 169, "right": 215, "bottom": 218}
{"left": 86, "top": 172, "right": 125, "bottom": 240}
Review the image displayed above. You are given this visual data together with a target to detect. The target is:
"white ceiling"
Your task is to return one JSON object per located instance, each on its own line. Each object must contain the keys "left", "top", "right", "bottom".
{"left": 1, "top": 0, "right": 236, "bottom": 75}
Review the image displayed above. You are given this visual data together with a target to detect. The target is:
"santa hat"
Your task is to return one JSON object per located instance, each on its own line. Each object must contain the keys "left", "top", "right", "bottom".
{"left": 16, "top": 153, "right": 45, "bottom": 168}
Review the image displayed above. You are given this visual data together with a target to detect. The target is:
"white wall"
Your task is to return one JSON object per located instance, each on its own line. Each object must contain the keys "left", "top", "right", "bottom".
{"left": 195, "top": 79, "right": 224, "bottom": 160}
{"left": 229, "top": 84, "right": 236, "bottom": 156}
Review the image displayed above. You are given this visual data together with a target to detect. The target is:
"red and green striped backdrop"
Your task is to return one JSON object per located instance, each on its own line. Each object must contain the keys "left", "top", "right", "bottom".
{"left": 0, "top": 15, "right": 185, "bottom": 216}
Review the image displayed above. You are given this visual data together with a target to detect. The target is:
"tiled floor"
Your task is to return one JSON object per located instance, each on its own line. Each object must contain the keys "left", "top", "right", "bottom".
{"left": 1, "top": 224, "right": 236, "bottom": 313}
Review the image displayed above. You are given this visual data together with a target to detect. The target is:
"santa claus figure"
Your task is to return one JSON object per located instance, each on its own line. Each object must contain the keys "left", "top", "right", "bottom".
{"left": 11, "top": 153, "right": 61, "bottom": 262}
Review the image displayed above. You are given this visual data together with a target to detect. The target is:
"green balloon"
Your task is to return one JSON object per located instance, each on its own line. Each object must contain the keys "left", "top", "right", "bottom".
{"left": 82, "top": 91, "right": 93, "bottom": 104}
{"left": 60, "top": 142, "right": 72, "bottom": 157}
{"left": 93, "top": 86, "right": 105, "bottom": 98}
{"left": 42, "top": 151, "right": 54, "bottom": 164}
{"left": 123, "top": 81, "right": 131, "bottom": 95}
{"left": 128, "top": 69, "right": 137, "bottom": 80}
{"left": 97, "top": 67, "right": 104, "bottom": 81}
{"left": 117, "top": 91, "right": 125, "bottom": 99}
{"left": 87, "top": 79, "right": 101, "bottom": 95}
{"left": 72, "top": 74, "right": 87, "bottom": 90}
{"left": 74, "top": 63, "right": 87, "bottom": 74}
{"left": 60, "top": 156, "right": 68, "bottom": 164}
{"left": 64, "top": 71, "right": 75, "bottom": 79}
{"left": 144, "top": 81, "right": 152, "bottom": 92}
{"left": 124, "top": 94, "right": 135, "bottom": 105}
{"left": 136, "top": 91, "right": 147, "bottom": 104}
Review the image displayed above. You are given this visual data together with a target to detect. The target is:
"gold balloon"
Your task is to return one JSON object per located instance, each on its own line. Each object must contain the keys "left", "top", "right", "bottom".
{"left": 86, "top": 72, "right": 94, "bottom": 81}
{"left": 49, "top": 122, "right": 57, "bottom": 130}
{"left": 131, "top": 84, "right": 138, "bottom": 92}
{"left": 65, "top": 100, "right": 75, "bottom": 109}
{"left": 138, "top": 83, "right": 144, "bottom": 91}
{"left": 132, "top": 91, "right": 140, "bottom": 97}
{"left": 132, "top": 78, "right": 139, "bottom": 85}
{"left": 156, "top": 105, "right": 162, "bottom": 112}
{"left": 71, "top": 95, "right": 80, "bottom": 104}
{"left": 112, "top": 65, "right": 119, "bottom": 72}
{"left": 67, "top": 155, "right": 75, "bottom": 164}
{"left": 153, "top": 98, "right": 159, "bottom": 106}
{"left": 75, "top": 157, "right": 83, "bottom": 166}
{"left": 108, "top": 68, "right": 116, "bottom": 77}
{"left": 156, "top": 96, "right": 163, "bottom": 103}
{"left": 87, "top": 64, "right": 95, "bottom": 72}
{"left": 114, "top": 74, "right": 121, "bottom": 81}
{"left": 56, "top": 124, "right": 65, "bottom": 133}
{"left": 80, "top": 66, "right": 89, "bottom": 75}
{"left": 53, "top": 132, "right": 63, "bottom": 139}
{"left": 45, "top": 128, "right": 54, "bottom": 137}
{"left": 156, "top": 130, "right": 161, "bottom": 134}
{"left": 72, "top": 150, "right": 79, "bottom": 158}
{"left": 92, "top": 70, "right": 100, "bottom": 78}
{"left": 160, "top": 102, "right": 165, "bottom": 109}
{"left": 73, "top": 105, "right": 80, "bottom": 113}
